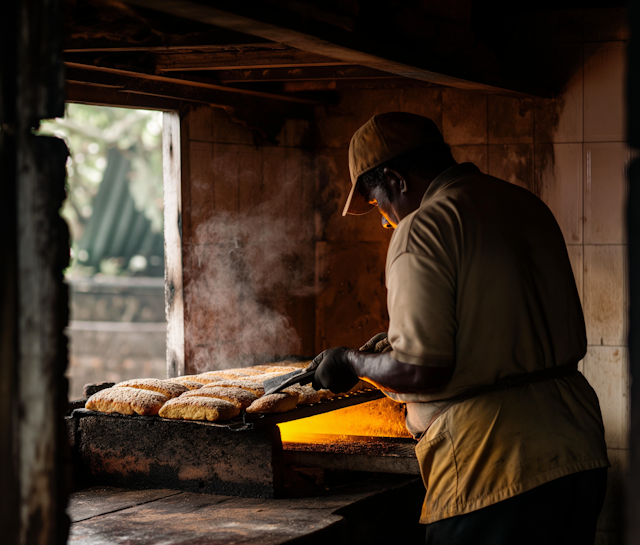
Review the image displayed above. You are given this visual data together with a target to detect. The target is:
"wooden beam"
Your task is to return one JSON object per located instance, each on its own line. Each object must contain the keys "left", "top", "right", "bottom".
{"left": 66, "top": 82, "right": 183, "bottom": 111}
{"left": 124, "top": 0, "right": 547, "bottom": 97}
{"left": 204, "top": 65, "right": 393, "bottom": 83}
{"left": 65, "top": 67, "right": 316, "bottom": 122}
{"left": 155, "top": 49, "right": 351, "bottom": 72}
{"left": 64, "top": 43, "right": 281, "bottom": 53}
{"left": 280, "top": 79, "right": 438, "bottom": 92}
{"left": 64, "top": 61, "right": 321, "bottom": 106}
{"left": 163, "top": 111, "right": 185, "bottom": 378}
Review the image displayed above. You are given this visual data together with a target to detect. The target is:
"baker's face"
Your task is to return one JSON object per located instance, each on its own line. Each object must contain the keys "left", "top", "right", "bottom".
{"left": 361, "top": 183, "right": 401, "bottom": 229}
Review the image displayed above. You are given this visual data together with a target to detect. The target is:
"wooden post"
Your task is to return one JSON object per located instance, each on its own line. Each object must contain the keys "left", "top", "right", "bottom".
{"left": 0, "top": 0, "right": 70, "bottom": 543}
{"left": 628, "top": 2, "right": 640, "bottom": 543}
{"left": 164, "top": 111, "right": 186, "bottom": 377}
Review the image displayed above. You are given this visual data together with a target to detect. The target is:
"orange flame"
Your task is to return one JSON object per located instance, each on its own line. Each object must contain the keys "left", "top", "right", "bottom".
{"left": 278, "top": 397, "right": 412, "bottom": 443}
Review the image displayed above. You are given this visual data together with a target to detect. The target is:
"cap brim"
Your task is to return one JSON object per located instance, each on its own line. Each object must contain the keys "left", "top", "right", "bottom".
{"left": 342, "top": 181, "right": 375, "bottom": 216}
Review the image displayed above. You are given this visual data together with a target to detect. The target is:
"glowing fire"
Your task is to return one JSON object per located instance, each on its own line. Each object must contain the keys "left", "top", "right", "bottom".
{"left": 278, "top": 397, "right": 412, "bottom": 443}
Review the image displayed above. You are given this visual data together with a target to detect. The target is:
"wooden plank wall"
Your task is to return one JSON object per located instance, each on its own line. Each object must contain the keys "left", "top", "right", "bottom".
{"left": 179, "top": 106, "right": 316, "bottom": 374}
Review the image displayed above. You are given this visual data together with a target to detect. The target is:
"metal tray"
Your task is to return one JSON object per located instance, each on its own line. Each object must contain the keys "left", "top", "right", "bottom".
{"left": 70, "top": 388, "right": 386, "bottom": 429}
{"left": 243, "top": 388, "right": 385, "bottom": 427}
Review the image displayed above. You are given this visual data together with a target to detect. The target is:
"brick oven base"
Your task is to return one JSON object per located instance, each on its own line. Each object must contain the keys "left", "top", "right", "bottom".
{"left": 68, "top": 410, "right": 283, "bottom": 498}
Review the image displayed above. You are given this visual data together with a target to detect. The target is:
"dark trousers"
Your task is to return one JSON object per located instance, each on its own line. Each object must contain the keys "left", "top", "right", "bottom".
{"left": 425, "top": 468, "right": 608, "bottom": 545}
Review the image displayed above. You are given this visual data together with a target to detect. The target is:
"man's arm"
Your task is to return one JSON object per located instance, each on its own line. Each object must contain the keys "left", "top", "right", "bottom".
{"left": 311, "top": 347, "right": 453, "bottom": 394}
{"left": 348, "top": 349, "right": 454, "bottom": 393}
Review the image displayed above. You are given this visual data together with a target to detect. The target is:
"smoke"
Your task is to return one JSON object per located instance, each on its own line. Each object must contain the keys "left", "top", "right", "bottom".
{"left": 184, "top": 189, "right": 316, "bottom": 372}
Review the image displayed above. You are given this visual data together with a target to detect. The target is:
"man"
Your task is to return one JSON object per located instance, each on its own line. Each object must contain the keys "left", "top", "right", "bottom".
{"left": 310, "top": 112, "right": 609, "bottom": 544}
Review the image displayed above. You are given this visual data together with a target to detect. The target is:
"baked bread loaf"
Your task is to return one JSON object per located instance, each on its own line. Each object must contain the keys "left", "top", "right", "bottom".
{"left": 85, "top": 387, "right": 168, "bottom": 416}
{"left": 159, "top": 396, "right": 240, "bottom": 422}
{"left": 165, "top": 379, "right": 203, "bottom": 390}
{"left": 284, "top": 384, "right": 321, "bottom": 405}
{"left": 166, "top": 375, "right": 207, "bottom": 384}
{"left": 115, "top": 378, "right": 188, "bottom": 399}
{"left": 200, "top": 370, "right": 252, "bottom": 379}
{"left": 195, "top": 379, "right": 265, "bottom": 397}
{"left": 182, "top": 386, "right": 257, "bottom": 410}
{"left": 259, "top": 366, "right": 303, "bottom": 375}
{"left": 246, "top": 392, "right": 298, "bottom": 414}
{"left": 190, "top": 375, "right": 231, "bottom": 385}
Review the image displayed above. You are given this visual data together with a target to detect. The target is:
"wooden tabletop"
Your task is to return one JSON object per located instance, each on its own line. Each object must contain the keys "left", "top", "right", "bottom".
{"left": 67, "top": 474, "right": 425, "bottom": 544}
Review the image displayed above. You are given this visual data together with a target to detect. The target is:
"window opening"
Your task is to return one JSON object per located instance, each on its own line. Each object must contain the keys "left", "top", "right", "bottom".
{"left": 40, "top": 104, "right": 165, "bottom": 399}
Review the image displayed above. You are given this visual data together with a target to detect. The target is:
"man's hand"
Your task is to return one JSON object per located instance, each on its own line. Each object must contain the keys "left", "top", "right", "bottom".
{"left": 359, "top": 332, "right": 391, "bottom": 354}
{"left": 310, "top": 347, "right": 359, "bottom": 394}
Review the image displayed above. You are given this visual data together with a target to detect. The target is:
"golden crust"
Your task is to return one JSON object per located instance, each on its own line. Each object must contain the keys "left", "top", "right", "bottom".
{"left": 245, "top": 392, "right": 298, "bottom": 414}
{"left": 165, "top": 379, "right": 203, "bottom": 390}
{"left": 182, "top": 386, "right": 257, "bottom": 410}
{"left": 258, "top": 366, "right": 303, "bottom": 375}
{"left": 115, "top": 378, "right": 188, "bottom": 399}
{"left": 158, "top": 396, "right": 240, "bottom": 422}
{"left": 225, "top": 367, "right": 271, "bottom": 376}
{"left": 85, "top": 387, "right": 167, "bottom": 416}
{"left": 190, "top": 375, "right": 233, "bottom": 385}
{"left": 194, "top": 379, "right": 266, "bottom": 397}
{"left": 200, "top": 370, "right": 252, "bottom": 379}
{"left": 284, "top": 384, "right": 322, "bottom": 405}
{"left": 167, "top": 375, "right": 207, "bottom": 384}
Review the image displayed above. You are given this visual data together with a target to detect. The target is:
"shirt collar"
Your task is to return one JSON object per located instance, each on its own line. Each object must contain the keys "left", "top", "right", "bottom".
{"left": 420, "top": 162, "right": 481, "bottom": 207}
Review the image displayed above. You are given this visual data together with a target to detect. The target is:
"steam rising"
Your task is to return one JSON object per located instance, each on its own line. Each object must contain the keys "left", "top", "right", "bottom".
{"left": 185, "top": 195, "right": 315, "bottom": 372}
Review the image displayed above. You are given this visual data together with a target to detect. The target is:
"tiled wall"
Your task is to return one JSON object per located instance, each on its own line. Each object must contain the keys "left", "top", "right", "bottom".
{"left": 313, "top": 10, "right": 628, "bottom": 542}
{"left": 181, "top": 108, "right": 317, "bottom": 371}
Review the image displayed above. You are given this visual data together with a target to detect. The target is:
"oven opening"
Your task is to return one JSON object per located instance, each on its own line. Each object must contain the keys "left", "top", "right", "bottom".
{"left": 40, "top": 104, "right": 166, "bottom": 399}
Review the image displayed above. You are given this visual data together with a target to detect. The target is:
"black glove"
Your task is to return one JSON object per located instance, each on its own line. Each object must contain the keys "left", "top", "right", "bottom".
{"left": 359, "top": 332, "right": 391, "bottom": 354}
{"left": 310, "top": 347, "right": 359, "bottom": 394}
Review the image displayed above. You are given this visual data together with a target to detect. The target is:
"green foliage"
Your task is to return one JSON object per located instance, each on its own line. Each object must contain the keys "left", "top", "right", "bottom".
{"left": 39, "top": 104, "right": 163, "bottom": 277}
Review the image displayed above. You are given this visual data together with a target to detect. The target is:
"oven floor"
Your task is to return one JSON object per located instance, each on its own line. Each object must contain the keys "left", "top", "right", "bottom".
{"left": 67, "top": 474, "right": 425, "bottom": 544}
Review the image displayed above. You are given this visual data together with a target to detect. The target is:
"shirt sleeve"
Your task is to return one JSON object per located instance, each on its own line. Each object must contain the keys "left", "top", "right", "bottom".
{"left": 387, "top": 251, "right": 456, "bottom": 367}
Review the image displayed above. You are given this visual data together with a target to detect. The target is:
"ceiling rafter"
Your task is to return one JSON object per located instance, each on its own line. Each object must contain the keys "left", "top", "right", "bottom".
{"left": 64, "top": 60, "right": 323, "bottom": 106}
{"left": 123, "top": 0, "right": 548, "bottom": 97}
{"left": 154, "top": 49, "right": 351, "bottom": 72}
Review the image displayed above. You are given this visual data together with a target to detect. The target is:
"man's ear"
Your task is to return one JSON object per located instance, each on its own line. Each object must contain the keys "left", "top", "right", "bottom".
{"left": 383, "top": 168, "right": 408, "bottom": 195}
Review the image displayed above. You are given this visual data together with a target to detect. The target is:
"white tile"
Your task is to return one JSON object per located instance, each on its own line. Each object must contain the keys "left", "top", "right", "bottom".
{"left": 584, "top": 42, "right": 627, "bottom": 142}
{"left": 538, "top": 143, "right": 583, "bottom": 243}
{"left": 584, "top": 143, "right": 629, "bottom": 244}
{"left": 566, "top": 245, "right": 583, "bottom": 305}
{"left": 584, "top": 245, "right": 627, "bottom": 346}
{"left": 583, "top": 347, "right": 629, "bottom": 449}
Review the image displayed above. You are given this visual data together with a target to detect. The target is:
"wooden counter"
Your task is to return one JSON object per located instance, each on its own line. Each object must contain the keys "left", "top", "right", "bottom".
{"left": 67, "top": 473, "right": 425, "bottom": 544}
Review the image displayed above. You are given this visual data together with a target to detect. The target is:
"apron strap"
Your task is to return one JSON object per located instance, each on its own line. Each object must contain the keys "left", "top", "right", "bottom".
{"left": 424, "top": 361, "right": 580, "bottom": 432}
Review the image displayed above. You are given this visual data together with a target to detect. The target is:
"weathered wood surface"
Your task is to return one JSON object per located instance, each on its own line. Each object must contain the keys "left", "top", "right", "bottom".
{"left": 163, "top": 111, "right": 185, "bottom": 379}
{"left": 64, "top": 61, "right": 320, "bottom": 105}
{"left": 2, "top": 0, "right": 70, "bottom": 543}
{"left": 68, "top": 487, "right": 182, "bottom": 523}
{"left": 68, "top": 492, "right": 343, "bottom": 545}
{"left": 155, "top": 49, "right": 350, "bottom": 71}
{"left": 627, "top": 5, "right": 639, "bottom": 544}
{"left": 66, "top": 82, "right": 182, "bottom": 111}
{"left": 64, "top": 43, "right": 277, "bottom": 53}
{"left": 215, "top": 65, "right": 394, "bottom": 83}
{"left": 67, "top": 475, "right": 424, "bottom": 544}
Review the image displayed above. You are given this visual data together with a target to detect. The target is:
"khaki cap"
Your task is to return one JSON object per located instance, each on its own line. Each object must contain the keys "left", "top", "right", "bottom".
{"left": 343, "top": 112, "right": 444, "bottom": 216}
